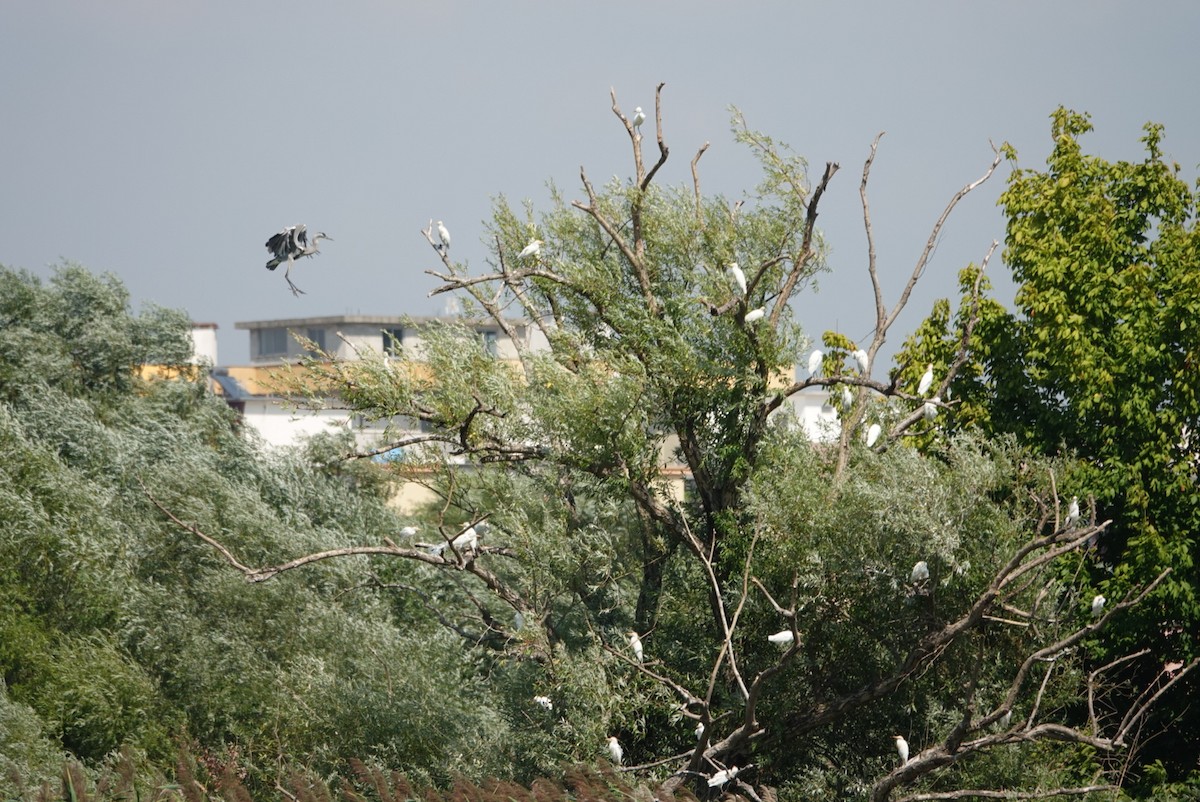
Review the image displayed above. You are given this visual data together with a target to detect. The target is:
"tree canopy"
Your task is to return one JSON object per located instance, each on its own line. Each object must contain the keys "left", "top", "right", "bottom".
{"left": 2, "top": 96, "right": 1197, "bottom": 802}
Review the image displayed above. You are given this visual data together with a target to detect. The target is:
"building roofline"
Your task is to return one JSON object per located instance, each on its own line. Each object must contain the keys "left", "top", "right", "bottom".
{"left": 235, "top": 314, "right": 526, "bottom": 330}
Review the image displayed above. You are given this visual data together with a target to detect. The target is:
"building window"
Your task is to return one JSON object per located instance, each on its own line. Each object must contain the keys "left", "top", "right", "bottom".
{"left": 258, "top": 327, "right": 289, "bottom": 357}
{"left": 382, "top": 327, "right": 404, "bottom": 355}
{"left": 481, "top": 330, "right": 499, "bottom": 357}
{"left": 305, "top": 328, "right": 326, "bottom": 356}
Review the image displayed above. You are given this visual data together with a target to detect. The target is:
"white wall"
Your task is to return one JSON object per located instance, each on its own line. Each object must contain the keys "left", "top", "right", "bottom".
{"left": 189, "top": 325, "right": 219, "bottom": 365}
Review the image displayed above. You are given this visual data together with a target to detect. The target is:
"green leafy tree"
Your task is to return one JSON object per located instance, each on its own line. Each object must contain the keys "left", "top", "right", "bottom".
{"left": 187, "top": 89, "right": 1194, "bottom": 799}
{"left": 902, "top": 109, "right": 1200, "bottom": 786}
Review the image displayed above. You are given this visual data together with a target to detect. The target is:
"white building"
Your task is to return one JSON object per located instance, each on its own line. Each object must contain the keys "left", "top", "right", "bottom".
{"left": 214, "top": 314, "right": 543, "bottom": 452}
{"left": 201, "top": 314, "right": 839, "bottom": 511}
{"left": 234, "top": 314, "right": 539, "bottom": 365}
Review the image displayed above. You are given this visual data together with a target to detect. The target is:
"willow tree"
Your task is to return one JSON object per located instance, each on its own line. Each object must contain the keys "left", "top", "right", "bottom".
{"left": 172, "top": 88, "right": 1192, "bottom": 799}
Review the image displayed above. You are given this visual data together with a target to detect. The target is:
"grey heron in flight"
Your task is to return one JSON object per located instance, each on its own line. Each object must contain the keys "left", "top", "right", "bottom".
{"left": 265, "top": 224, "right": 333, "bottom": 296}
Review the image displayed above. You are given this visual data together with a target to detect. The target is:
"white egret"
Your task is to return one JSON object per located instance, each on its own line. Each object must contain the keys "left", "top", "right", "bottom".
{"left": 910, "top": 560, "right": 930, "bottom": 583}
{"left": 853, "top": 348, "right": 870, "bottom": 375}
{"left": 707, "top": 766, "right": 739, "bottom": 788}
{"left": 1066, "top": 496, "right": 1080, "bottom": 528}
{"left": 999, "top": 709, "right": 1012, "bottom": 729}
{"left": 695, "top": 721, "right": 705, "bottom": 739}
{"left": 427, "top": 521, "right": 487, "bottom": 556}
{"left": 533, "top": 695, "right": 553, "bottom": 711}
{"left": 842, "top": 385, "right": 853, "bottom": 409}
{"left": 629, "top": 630, "right": 644, "bottom": 662}
{"left": 893, "top": 734, "right": 909, "bottom": 764}
{"left": 808, "top": 349, "right": 824, "bottom": 376}
{"left": 399, "top": 526, "right": 418, "bottom": 537}
{"left": 726, "top": 263, "right": 747, "bottom": 296}
{"left": 452, "top": 525, "right": 479, "bottom": 552}
{"left": 632, "top": 106, "right": 645, "bottom": 132}
{"left": 923, "top": 397, "right": 939, "bottom": 422}
{"left": 743, "top": 307, "right": 765, "bottom": 324}
{"left": 767, "top": 629, "right": 795, "bottom": 646}
{"left": 866, "top": 423, "right": 882, "bottom": 447}
{"left": 1091, "top": 594, "right": 1106, "bottom": 618}
{"left": 917, "top": 363, "right": 934, "bottom": 396}
{"left": 518, "top": 239, "right": 543, "bottom": 259}
{"left": 435, "top": 220, "right": 451, "bottom": 254}
{"left": 607, "top": 736, "right": 623, "bottom": 765}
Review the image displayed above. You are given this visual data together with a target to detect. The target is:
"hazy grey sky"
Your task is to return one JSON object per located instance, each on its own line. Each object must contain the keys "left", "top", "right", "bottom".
{"left": 3, "top": 2, "right": 1197, "bottom": 365}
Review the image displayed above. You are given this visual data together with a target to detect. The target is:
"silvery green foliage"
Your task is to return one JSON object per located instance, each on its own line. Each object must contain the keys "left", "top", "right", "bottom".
{"left": 295, "top": 111, "right": 1138, "bottom": 798}
{"left": 0, "top": 265, "right": 523, "bottom": 790}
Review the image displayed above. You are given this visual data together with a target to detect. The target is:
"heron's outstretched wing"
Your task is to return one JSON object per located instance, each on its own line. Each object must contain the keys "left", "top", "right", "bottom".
{"left": 265, "top": 230, "right": 288, "bottom": 255}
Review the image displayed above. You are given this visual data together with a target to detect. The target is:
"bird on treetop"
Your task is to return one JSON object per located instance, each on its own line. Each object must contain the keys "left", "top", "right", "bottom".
{"left": 918, "top": 363, "right": 935, "bottom": 396}
{"left": 808, "top": 349, "right": 824, "bottom": 377}
{"left": 518, "top": 239, "right": 542, "bottom": 259}
{"left": 726, "top": 263, "right": 747, "bottom": 296}
{"left": 853, "top": 348, "right": 870, "bottom": 375}
{"left": 632, "top": 106, "right": 645, "bottom": 132}
{"left": 435, "top": 220, "right": 451, "bottom": 253}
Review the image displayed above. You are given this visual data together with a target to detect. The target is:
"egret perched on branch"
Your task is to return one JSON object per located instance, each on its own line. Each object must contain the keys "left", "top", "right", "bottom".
{"left": 866, "top": 423, "right": 882, "bottom": 447}
{"left": 768, "top": 629, "right": 794, "bottom": 646}
{"left": 632, "top": 106, "right": 645, "bottom": 133}
{"left": 435, "top": 220, "right": 451, "bottom": 254}
{"left": 1066, "top": 496, "right": 1080, "bottom": 528}
{"left": 629, "top": 631, "right": 644, "bottom": 662}
{"left": 1091, "top": 594, "right": 1106, "bottom": 618}
{"left": 893, "top": 735, "right": 910, "bottom": 764}
{"left": 923, "top": 397, "right": 939, "bottom": 422}
{"left": 707, "top": 766, "right": 739, "bottom": 788}
{"left": 427, "top": 521, "right": 488, "bottom": 556}
{"left": 533, "top": 695, "right": 553, "bottom": 711}
{"left": 726, "top": 263, "right": 747, "bottom": 296}
{"left": 808, "top": 349, "right": 824, "bottom": 377}
{"left": 518, "top": 239, "right": 543, "bottom": 259}
{"left": 744, "top": 307, "right": 765, "bottom": 324}
{"left": 853, "top": 348, "right": 870, "bottom": 375}
{"left": 917, "top": 363, "right": 935, "bottom": 396}
{"left": 265, "top": 224, "right": 333, "bottom": 296}
{"left": 607, "top": 736, "right": 623, "bottom": 765}
{"left": 910, "top": 560, "right": 930, "bottom": 583}
{"left": 841, "top": 385, "right": 853, "bottom": 409}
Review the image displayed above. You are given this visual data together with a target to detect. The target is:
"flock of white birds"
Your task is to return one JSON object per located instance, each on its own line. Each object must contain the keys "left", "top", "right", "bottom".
{"left": 320, "top": 221, "right": 1106, "bottom": 793}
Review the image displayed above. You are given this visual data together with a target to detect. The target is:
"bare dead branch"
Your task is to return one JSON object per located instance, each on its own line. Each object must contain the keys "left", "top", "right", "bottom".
{"left": 769, "top": 161, "right": 839, "bottom": 328}
{"left": 642, "top": 82, "right": 669, "bottom": 190}
{"left": 691, "top": 142, "right": 710, "bottom": 219}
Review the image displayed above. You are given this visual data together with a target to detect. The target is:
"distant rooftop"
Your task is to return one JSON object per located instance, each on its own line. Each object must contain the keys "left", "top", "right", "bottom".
{"left": 235, "top": 314, "right": 527, "bottom": 330}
